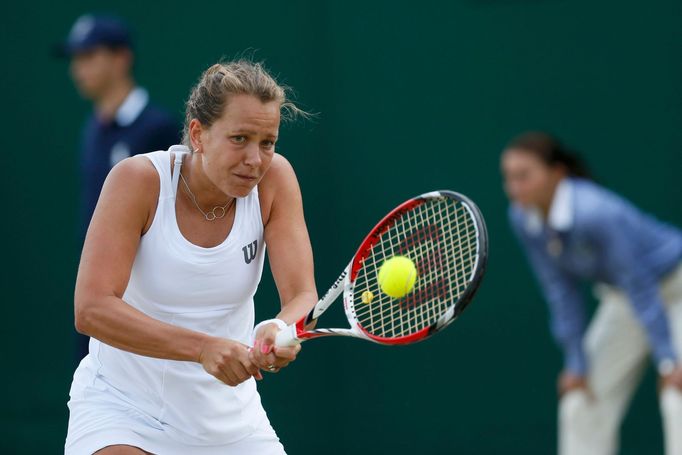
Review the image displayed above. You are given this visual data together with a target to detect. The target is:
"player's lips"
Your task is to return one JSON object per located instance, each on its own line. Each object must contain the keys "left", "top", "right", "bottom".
{"left": 234, "top": 173, "right": 258, "bottom": 181}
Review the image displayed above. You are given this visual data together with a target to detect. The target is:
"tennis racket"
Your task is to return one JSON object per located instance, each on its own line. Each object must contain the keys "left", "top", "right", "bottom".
{"left": 275, "top": 189, "right": 488, "bottom": 347}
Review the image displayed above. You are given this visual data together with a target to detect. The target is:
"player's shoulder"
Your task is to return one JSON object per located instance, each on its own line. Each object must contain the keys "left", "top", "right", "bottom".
{"left": 261, "top": 153, "right": 297, "bottom": 189}
{"left": 258, "top": 154, "right": 301, "bottom": 223}
{"left": 269, "top": 152, "right": 295, "bottom": 172}
{"left": 96, "top": 154, "right": 161, "bottom": 229}
{"left": 107, "top": 154, "right": 159, "bottom": 189}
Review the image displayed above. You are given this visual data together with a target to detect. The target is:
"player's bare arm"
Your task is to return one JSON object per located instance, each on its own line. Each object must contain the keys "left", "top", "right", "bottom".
{"left": 251, "top": 153, "right": 318, "bottom": 371}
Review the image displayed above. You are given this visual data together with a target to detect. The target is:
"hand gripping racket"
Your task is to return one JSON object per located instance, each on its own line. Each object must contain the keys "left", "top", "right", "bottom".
{"left": 275, "top": 190, "right": 488, "bottom": 347}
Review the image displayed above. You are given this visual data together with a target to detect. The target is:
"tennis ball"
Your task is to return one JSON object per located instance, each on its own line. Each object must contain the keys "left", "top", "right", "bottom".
{"left": 377, "top": 256, "right": 417, "bottom": 298}
{"left": 361, "top": 290, "right": 374, "bottom": 304}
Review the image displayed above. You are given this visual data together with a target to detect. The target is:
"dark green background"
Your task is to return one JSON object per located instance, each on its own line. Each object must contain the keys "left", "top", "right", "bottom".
{"left": 2, "top": 0, "right": 680, "bottom": 453}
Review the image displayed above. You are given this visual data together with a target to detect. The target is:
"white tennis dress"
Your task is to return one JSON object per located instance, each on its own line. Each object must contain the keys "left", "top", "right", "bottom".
{"left": 65, "top": 146, "right": 285, "bottom": 454}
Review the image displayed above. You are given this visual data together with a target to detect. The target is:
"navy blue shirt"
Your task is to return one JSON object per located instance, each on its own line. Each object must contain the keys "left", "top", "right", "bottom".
{"left": 509, "top": 178, "right": 682, "bottom": 375}
{"left": 79, "top": 88, "right": 180, "bottom": 238}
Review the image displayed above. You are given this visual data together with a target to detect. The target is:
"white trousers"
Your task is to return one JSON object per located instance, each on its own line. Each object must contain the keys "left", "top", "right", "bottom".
{"left": 559, "top": 264, "right": 682, "bottom": 455}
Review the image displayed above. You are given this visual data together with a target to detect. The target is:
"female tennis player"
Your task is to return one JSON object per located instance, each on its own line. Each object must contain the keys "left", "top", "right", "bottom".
{"left": 502, "top": 131, "right": 682, "bottom": 455}
{"left": 65, "top": 60, "right": 317, "bottom": 454}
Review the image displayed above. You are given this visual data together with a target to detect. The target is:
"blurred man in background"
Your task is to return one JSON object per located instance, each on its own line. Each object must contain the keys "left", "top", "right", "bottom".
{"left": 56, "top": 13, "right": 181, "bottom": 361}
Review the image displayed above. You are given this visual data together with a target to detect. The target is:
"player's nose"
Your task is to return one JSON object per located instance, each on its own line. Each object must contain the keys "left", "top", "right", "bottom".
{"left": 243, "top": 143, "right": 262, "bottom": 167}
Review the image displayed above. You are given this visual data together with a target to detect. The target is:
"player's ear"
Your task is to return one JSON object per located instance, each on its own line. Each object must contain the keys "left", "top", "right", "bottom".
{"left": 188, "top": 119, "right": 203, "bottom": 153}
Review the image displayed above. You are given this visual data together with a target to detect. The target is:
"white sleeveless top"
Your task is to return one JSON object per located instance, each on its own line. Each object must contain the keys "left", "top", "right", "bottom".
{"left": 82, "top": 145, "right": 268, "bottom": 445}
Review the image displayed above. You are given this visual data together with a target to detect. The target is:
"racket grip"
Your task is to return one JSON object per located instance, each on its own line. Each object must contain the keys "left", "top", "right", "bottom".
{"left": 275, "top": 324, "right": 301, "bottom": 347}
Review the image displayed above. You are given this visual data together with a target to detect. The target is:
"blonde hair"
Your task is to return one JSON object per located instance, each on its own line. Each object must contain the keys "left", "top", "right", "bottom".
{"left": 182, "top": 59, "right": 308, "bottom": 148}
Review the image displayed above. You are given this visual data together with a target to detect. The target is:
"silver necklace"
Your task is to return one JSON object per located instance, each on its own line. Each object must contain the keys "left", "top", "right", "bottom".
{"left": 179, "top": 173, "right": 235, "bottom": 221}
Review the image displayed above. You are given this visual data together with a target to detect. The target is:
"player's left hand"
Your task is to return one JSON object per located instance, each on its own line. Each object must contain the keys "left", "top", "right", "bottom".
{"left": 661, "top": 365, "right": 682, "bottom": 391}
{"left": 250, "top": 322, "right": 301, "bottom": 373}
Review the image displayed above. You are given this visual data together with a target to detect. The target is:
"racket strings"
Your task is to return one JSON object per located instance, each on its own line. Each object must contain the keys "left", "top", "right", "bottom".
{"left": 352, "top": 197, "right": 479, "bottom": 339}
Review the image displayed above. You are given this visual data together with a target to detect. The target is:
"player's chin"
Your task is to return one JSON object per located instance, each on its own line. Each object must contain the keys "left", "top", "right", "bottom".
{"left": 230, "top": 178, "right": 262, "bottom": 197}
{"left": 230, "top": 176, "right": 263, "bottom": 192}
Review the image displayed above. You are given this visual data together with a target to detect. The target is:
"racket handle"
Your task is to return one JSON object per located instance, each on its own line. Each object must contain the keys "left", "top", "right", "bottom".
{"left": 275, "top": 324, "right": 301, "bottom": 347}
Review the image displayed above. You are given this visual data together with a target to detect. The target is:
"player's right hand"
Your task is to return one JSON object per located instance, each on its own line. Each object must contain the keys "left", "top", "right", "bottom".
{"left": 250, "top": 322, "right": 301, "bottom": 373}
{"left": 198, "top": 337, "right": 263, "bottom": 386}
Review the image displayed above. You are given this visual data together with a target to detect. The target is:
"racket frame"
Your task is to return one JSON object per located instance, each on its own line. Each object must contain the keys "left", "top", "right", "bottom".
{"left": 275, "top": 190, "right": 488, "bottom": 347}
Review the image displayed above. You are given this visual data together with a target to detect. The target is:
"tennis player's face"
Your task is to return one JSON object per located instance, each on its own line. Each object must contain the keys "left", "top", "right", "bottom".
{"left": 199, "top": 94, "right": 280, "bottom": 198}
{"left": 501, "top": 149, "right": 562, "bottom": 209}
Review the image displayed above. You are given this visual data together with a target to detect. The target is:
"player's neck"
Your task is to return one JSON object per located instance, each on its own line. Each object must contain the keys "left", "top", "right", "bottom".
{"left": 94, "top": 78, "right": 135, "bottom": 122}
{"left": 183, "top": 154, "right": 233, "bottom": 208}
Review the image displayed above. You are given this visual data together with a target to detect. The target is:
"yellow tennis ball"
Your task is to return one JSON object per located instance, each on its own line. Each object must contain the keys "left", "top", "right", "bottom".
{"left": 361, "top": 290, "right": 374, "bottom": 304}
{"left": 377, "top": 256, "right": 417, "bottom": 298}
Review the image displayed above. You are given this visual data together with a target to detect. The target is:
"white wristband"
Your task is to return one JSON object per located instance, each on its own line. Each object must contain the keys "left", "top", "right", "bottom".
{"left": 250, "top": 318, "right": 289, "bottom": 346}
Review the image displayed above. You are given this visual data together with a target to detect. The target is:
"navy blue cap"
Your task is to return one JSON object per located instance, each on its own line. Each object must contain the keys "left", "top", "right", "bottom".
{"left": 54, "top": 14, "right": 133, "bottom": 57}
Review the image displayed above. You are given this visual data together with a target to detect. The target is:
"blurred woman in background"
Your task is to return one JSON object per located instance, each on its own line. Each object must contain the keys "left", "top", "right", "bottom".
{"left": 501, "top": 131, "right": 682, "bottom": 455}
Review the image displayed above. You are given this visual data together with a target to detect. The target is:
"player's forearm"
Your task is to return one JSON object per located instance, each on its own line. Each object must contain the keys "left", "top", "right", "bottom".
{"left": 276, "top": 290, "right": 318, "bottom": 325}
{"left": 75, "top": 295, "right": 210, "bottom": 362}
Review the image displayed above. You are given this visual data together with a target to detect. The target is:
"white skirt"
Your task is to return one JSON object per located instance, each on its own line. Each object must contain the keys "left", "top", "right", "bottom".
{"left": 65, "top": 356, "right": 285, "bottom": 455}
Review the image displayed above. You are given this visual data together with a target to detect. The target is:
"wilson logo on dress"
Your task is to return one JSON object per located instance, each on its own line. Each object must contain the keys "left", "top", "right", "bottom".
{"left": 242, "top": 240, "right": 258, "bottom": 264}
